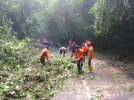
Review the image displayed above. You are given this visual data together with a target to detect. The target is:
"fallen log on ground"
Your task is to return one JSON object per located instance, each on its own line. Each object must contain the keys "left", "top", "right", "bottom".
{"left": 71, "top": 59, "right": 77, "bottom": 63}
{"left": 0, "top": 71, "right": 10, "bottom": 77}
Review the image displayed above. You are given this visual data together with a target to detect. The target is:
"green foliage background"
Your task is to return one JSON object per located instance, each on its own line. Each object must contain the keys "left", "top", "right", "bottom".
{"left": 0, "top": 0, "right": 134, "bottom": 99}
{"left": 91, "top": 0, "right": 134, "bottom": 59}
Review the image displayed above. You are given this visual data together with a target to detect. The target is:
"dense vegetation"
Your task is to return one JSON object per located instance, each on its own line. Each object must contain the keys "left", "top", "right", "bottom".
{"left": 0, "top": 0, "right": 134, "bottom": 99}
{"left": 1, "top": 0, "right": 134, "bottom": 55}
{"left": 0, "top": 32, "right": 79, "bottom": 99}
{"left": 91, "top": 0, "right": 134, "bottom": 58}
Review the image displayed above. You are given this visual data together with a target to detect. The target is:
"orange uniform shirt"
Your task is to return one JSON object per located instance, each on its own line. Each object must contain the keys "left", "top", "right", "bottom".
{"left": 39, "top": 49, "right": 50, "bottom": 60}
{"left": 87, "top": 46, "right": 94, "bottom": 60}
{"left": 75, "top": 49, "right": 84, "bottom": 59}
{"left": 82, "top": 46, "right": 87, "bottom": 54}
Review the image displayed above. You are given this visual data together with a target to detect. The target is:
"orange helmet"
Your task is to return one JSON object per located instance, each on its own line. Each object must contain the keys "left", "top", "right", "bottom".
{"left": 86, "top": 41, "right": 91, "bottom": 46}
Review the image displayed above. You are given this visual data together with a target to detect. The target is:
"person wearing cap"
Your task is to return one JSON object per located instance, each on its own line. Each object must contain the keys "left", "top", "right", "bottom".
{"left": 39, "top": 46, "right": 50, "bottom": 65}
{"left": 82, "top": 43, "right": 87, "bottom": 62}
{"left": 86, "top": 41, "right": 94, "bottom": 73}
{"left": 75, "top": 45, "right": 84, "bottom": 74}
{"left": 59, "top": 47, "right": 66, "bottom": 57}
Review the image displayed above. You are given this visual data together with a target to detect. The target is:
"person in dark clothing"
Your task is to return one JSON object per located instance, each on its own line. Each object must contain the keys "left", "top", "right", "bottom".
{"left": 69, "top": 42, "right": 76, "bottom": 59}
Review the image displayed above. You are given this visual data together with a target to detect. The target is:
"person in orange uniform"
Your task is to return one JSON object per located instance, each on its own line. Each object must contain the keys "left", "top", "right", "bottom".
{"left": 75, "top": 45, "right": 84, "bottom": 74}
{"left": 39, "top": 46, "right": 50, "bottom": 65}
{"left": 82, "top": 43, "right": 87, "bottom": 62}
{"left": 86, "top": 41, "right": 94, "bottom": 73}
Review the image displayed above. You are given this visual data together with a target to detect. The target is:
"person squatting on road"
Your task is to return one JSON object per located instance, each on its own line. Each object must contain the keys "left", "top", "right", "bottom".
{"left": 59, "top": 47, "right": 66, "bottom": 57}
{"left": 75, "top": 45, "right": 84, "bottom": 74}
{"left": 69, "top": 42, "right": 76, "bottom": 59}
{"left": 82, "top": 43, "right": 87, "bottom": 62}
{"left": 86, "top": 41, "right": 94, "bottom": 73}
{"left": 39, "top": 46, "right": 50, "bottom": 65}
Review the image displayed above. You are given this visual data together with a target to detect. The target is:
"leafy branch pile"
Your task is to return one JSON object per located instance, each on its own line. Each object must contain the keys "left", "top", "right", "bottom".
{"left": 0, "top": 34, "right": 31, "bottom": 71}
{"left": 0, "top": 38, "right": 77, "bottom": 99}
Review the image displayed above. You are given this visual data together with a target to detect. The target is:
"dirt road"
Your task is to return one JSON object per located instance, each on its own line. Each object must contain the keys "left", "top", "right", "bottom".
{"left": 53, "top": 55, "right": 134, "bottom": 100}
{"left": 32, "top": 42, "right": 134, "bottom": 100}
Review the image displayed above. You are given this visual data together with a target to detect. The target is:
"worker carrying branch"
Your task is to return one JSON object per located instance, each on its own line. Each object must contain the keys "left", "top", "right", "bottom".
{"left": 75, "top": 45, "right": 84, "bottom": 74}
{"left": 39, "top": 46, "right": 50, "bottom": 65}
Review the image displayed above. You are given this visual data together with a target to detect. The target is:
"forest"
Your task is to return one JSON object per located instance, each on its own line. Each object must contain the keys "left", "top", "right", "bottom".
{"left": 0, "top": 0, "right": 134, "bottom": 99}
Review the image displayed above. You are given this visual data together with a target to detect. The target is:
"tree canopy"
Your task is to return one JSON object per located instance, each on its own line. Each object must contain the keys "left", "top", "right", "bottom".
{"left": 0, "top": 0, "right": 134, "bottom": 56}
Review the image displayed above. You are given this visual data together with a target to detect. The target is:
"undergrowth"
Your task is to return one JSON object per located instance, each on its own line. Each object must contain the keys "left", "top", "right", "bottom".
{"left": 0, "top": 36, "right": 77, "bottom": 99}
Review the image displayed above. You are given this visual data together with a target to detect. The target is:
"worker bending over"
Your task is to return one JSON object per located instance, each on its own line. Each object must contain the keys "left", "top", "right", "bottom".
{"left": 39, "top": 46, "right": 50, "bottom": 65}
{"left": 59, "top": 47, "right": 66, "bottom": 57}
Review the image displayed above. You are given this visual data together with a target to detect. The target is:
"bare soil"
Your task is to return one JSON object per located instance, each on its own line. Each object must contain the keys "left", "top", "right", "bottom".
{"left": 32, "top": 42, "right": 134, "bottom": 100}
{"left": 53, "top": 55, "right": 134, "bottom": 100}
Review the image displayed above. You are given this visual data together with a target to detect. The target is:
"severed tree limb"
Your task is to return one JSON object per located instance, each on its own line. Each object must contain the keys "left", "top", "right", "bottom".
{"left": 0, "top": 71, "right": 10, "bottom": 77}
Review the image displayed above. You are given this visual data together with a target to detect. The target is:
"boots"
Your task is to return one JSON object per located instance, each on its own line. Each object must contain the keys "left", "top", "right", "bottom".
{"left": 87, "top": 65, "right": 92, "bottom": 73}
{"left": 80, "top": 64, "right": 83, "bottom": 74}
{"left": 77, "top": 64, "right": 81, "bottom": 74}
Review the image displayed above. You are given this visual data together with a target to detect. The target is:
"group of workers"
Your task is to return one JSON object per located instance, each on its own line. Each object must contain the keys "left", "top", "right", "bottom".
{"left": 39, "top": 39, "right": 94, "bottom": 74}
